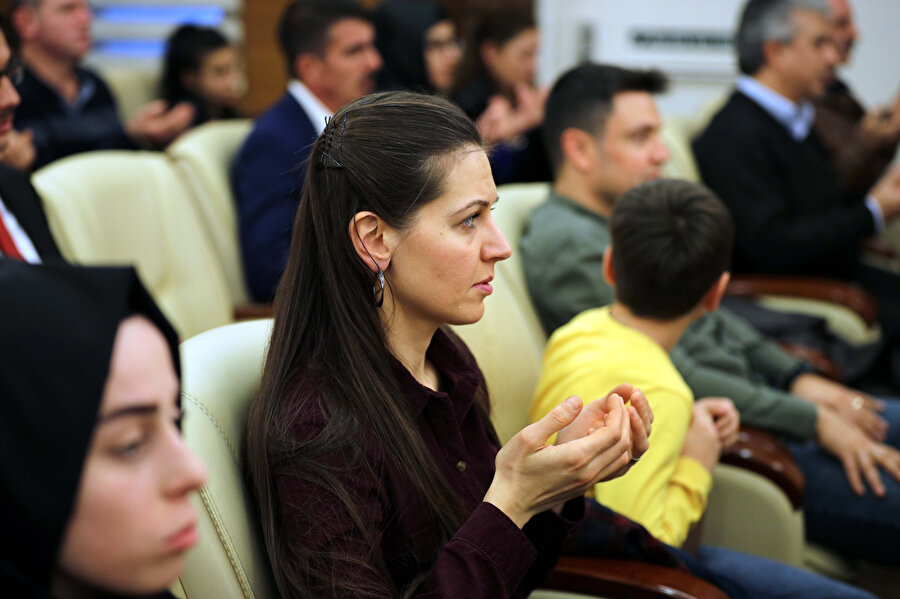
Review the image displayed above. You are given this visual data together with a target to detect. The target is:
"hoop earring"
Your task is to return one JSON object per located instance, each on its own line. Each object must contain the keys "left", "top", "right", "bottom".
{"left": 373, "top": 269, "right": 385, "bottom": 308}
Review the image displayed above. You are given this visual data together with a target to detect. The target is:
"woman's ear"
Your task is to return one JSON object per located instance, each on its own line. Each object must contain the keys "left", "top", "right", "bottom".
{"left": 349, "top": 211, "right": 395, "bottom": 273}
{"left": 480, "top": 41, "right": 498, "bottom": 72}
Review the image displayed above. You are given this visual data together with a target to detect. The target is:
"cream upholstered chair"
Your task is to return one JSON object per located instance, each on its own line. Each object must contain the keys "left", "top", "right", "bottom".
{"left": 33, "top": 151, "right": 233, "bottom": 340}
{"left": 99, "top": 65, "right": 159, "bottom": 121}
{"left": 175, "top": 319, "right": 724, "bottom": 599}
{"left": 173, "top": 319, "right": 278, "bottom": 599}
{"left": 454, "top": 182, "right": 807, "bottom": 567}
{"left": 453, "top": 183, "right": 551, "bottom": 443}
{"left": 167, "top": 120, "right": 254, "bottom": 306}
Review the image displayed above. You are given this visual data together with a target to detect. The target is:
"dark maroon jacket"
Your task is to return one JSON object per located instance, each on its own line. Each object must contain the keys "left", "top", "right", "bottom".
{"left": 275, "top": 328, "right": 583, "bottom": 597}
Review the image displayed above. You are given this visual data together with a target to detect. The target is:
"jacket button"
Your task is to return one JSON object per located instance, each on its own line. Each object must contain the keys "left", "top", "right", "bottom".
{"left": 456, "top": 460, "right": 467, "bottom": 473}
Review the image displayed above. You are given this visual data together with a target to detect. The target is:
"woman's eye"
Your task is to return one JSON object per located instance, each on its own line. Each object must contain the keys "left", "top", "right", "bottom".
{"left": 113, "top": 437, "right": 146, "bottom": 458}
{"left": 463, "top": 213, "right": 480, "bottom": 228}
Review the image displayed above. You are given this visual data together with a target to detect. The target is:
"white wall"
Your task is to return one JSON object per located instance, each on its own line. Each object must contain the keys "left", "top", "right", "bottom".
{"left": 537, "top": 0, "right": 900, "bottom": 120}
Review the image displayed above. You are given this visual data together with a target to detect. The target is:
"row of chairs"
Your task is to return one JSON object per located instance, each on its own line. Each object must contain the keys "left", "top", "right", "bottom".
{"left": 32, "top": 119, "right": 254, "bottom": 340}
{"left": 170, "top": 185, "right": 871, "bottom": 599}
{"left": 32, "top": 116, "right": 878, "bottom": 595}
{"left": 175, "top": 320, "right": 732, "bottom": 599}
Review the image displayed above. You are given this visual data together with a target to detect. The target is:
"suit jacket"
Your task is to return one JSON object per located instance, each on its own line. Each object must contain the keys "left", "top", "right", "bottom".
{"left": 692, "top": 90, "right": 874, "bottom": 278}
{"left": 231, "top": 92, "right": 317, "bottom": 302}
{"left": 0, "top": 164, "right": 62, "bottom": 262}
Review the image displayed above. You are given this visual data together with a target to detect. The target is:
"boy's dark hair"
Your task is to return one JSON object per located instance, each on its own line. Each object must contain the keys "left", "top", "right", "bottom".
{"left": 278, "top": 0, "right": 369, "bottom": 78}
{"left": 542, "top": 63, "right": 667, "bottom": 175}
{"left": 610, "top": 179, "right": 733, "bottom": 320}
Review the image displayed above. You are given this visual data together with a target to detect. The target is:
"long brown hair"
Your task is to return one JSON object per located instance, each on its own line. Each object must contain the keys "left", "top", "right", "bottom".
{"left": 245, "top": 91, "right": 489, "bottom": 598}
{"left": 451, "top": 8, "right": 536, "bottom": 101}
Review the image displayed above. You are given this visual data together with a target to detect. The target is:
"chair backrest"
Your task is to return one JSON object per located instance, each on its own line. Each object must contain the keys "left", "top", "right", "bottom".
{"left": 661, "top": 91, "right": 731, "bottom": 184}
{"left": 660, "top": 117, "right": 701, "bottom": 183}
{"left": 33, "top": 150, "right": 233, "bottom": 340}
{"left": 167, "top": 120, "right": 254, "bottom": 306}
{"left": 452, "top": 182, "right": 550, "bottom": 444}
{"left": 177, "top": 319, "right": 279, "bottom": 599}
{"left": 99, "top": 65, "right": 159, "bottom": 121}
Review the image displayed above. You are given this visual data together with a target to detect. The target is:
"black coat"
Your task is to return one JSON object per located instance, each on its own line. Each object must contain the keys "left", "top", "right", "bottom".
{"left": 0, "top": 163, "right": 63, "bottom": 262}
{"left": 0, "top": 262, "right": 179, "bottom": 598}
{"left": 693, "top": 90, "right": 875, "bottom": 278}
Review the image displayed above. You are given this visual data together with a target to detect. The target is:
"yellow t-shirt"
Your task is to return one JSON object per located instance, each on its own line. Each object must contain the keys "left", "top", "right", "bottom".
{"left": 530, "top": 306, "right": 712, "bottom": 547}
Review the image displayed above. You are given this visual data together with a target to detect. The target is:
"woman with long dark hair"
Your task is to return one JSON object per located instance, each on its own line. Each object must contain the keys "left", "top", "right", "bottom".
{"left": 245, "top": 91, "right": 651, "bottom": 598}
{"left": 450, "top": 9, "right": 550, "bottom": 185}
{"left": 374, "top": 0, "right": 462, "bottom": 95}
{"left": 0, "top": 262, "right": 207, "bottom": 598}
{"left": 160, "top": 24, "right": 242, "bottom": 127}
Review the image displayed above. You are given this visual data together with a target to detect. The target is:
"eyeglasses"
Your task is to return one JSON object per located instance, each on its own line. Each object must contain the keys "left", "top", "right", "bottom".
{"left": 424, "top": 38, "right": 461, "bottom": 54}
{"left": 0, "top": 59, "right": 24, "bottom": 86}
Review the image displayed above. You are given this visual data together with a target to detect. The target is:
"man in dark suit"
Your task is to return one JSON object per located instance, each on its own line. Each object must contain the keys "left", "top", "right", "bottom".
{"left": 0, "top": 21, "right": 60, "bottom": 262}
{"left": 693, "top": 0, "right": 900, "bottom": 330}
{"left": 231, "top": 0, "right": 382, "bottom": 301}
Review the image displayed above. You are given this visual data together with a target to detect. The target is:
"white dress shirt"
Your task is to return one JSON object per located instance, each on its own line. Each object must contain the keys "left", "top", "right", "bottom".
{"left": 0, "top": 195, "right": 42, "bottom": 264}
{"left": 287, "top": 79, "right": 332, "bottom": 136}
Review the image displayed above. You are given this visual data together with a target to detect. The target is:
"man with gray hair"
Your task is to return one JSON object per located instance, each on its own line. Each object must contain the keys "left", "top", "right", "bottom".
{"left": 694, "top": 0, "right": 900, "bottom": 336}
{"left": 695, "top": 0, "right": 900, "bottom": 564}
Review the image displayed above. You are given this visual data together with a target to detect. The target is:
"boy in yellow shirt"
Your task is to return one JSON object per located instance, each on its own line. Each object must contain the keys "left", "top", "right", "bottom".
{"left": 531, "top": 178, "right": 740, "bottom": 547}
{"left": 528, "top": 106, "right": 879, "bottom": 599}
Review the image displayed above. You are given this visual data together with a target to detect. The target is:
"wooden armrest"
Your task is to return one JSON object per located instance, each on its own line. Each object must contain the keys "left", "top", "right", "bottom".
{"left": 862, "top": 237, "right": 897, "bottom": 260}
{"left": 726, "top": 274, "right": 878, "bottom": 328}
{"left": 720, "top": 426, "right": 805, "bottom": 510}
{"left": 233, "top": 303, "right": 275, "bottom": 320}
{"left": 545, "top": 556, "right": 729, "bottom": 599}
{"left": 778, "top": 342, "right": 843, "bottom": 382}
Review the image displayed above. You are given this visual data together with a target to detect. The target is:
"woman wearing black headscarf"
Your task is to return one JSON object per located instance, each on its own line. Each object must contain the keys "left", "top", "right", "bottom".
{"left": 0, "top": 261, "right": 207, "bottom": 598}
{"left": 374, "top": 0, "right": 461, "bottom": 95}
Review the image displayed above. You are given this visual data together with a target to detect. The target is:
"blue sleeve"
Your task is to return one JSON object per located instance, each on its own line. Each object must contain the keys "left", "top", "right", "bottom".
{"left": 232, "top": 127, "right": 311, "bottom": 302}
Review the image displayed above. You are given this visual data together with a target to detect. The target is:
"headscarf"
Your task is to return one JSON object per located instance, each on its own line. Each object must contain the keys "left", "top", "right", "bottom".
{"left": 0, "top": 260, "right": 180, "bottom": 598}
{"left": 374, "top": 0, "right": 448, "bottom": 93}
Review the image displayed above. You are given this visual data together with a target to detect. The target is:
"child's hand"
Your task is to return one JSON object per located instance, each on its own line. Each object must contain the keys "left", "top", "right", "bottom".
{"left": 696, "top": 397, "right": 740, "bottom": 448}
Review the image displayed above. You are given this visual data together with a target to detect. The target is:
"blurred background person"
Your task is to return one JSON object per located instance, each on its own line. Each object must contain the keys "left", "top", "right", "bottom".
{"left": 9, "top": 0, "right": 194, "bottom": 170}
{"left": 232, "top": 0, "right": 381, "bottom": 302}
{"left": 451, "top": 8, "right": 550, "bottom": 184}
{"left": 160, "top": 24, "right": 243, "bottom": 129}
{"left": 0, "top": 16, "right": 60, "bottom": 261}
{"left": 374, "top": 0, "right": 461, "bottom": 96}
{"left": 815, "top": 0, "right": 900, "bottom": 197}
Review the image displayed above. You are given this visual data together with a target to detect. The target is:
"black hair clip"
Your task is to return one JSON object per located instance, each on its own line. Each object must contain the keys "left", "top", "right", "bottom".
{"left": 319, "top": 114, "right": 347, "bottom": 169}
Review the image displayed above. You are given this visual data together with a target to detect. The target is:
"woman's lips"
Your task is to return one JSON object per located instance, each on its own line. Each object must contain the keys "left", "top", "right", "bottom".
{"left": 473, "top": 277, "right": 494, "bottom": 294}
{"left": 165, "top": 522, "right": 198, "bottom": 552}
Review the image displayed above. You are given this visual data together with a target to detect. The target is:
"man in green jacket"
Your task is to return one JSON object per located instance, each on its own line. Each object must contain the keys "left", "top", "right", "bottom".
{"left": 522, "top": 62, "right": 900, "bottom": 563}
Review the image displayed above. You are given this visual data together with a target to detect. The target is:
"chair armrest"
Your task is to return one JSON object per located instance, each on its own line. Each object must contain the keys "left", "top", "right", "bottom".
{"left": 778, "top": 342, "right": 843, "bottom": 382}
{"left": 545, "top": 556, "right": 729, "bottom": 599}
{"left": 726, "top": 275, "right": 878, "bottom": 328}
{"left": 233, "top": 303, "right": 275, "bottom": 320}
{"left": 720, "top": 426, "right": 805, "bottom": 510}
{"left": 862, "top": 237, "right": 897, "bottom": 260}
